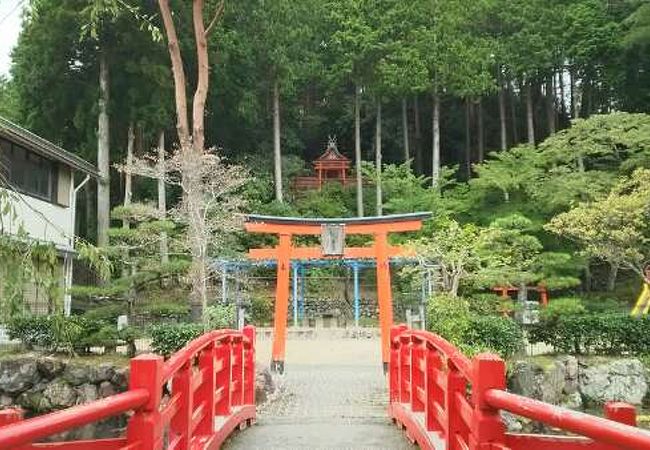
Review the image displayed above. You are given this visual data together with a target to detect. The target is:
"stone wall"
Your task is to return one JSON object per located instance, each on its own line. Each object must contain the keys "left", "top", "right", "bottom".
{"left": 505, "top": 356, "right": 649, "bottom": 432}
{"left": 0, "top": 355, "right": 128, "bottom": 440}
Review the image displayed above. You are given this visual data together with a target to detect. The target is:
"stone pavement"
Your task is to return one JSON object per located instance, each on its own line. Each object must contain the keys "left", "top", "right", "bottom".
{"left": 223, "top": 331, "right": 416, "bottom": 450}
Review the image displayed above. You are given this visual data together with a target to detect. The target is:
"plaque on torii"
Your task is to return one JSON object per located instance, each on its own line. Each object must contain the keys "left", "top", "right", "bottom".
{"left": 244, "top": 212, "right": 432, "bottom": 373}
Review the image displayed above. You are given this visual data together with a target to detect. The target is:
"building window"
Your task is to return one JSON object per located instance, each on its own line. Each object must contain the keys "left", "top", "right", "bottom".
{"left": 0, "top": 138, "right": 59, "bottom": 203}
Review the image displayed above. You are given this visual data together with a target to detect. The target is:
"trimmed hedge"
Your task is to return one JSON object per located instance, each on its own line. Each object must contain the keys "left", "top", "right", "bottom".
{"left": 149, "top": 323, "right": 204, "bottom": 356}
{"left": 426, "top": 294, "right": 524, "bottom": 358}
{"left": 529, "top": 313, "right": 650, "bottom": 355}
{"left": 7, "top": 315, "right": 139, "bottom": 356}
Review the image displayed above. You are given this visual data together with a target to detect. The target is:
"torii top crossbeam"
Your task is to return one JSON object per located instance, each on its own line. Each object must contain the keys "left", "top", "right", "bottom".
{"left": 245, "top": 212, "right": 432, "bottom": 373}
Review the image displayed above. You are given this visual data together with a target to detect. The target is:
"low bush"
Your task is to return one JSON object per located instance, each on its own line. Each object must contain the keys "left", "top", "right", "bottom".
{"left": 539, "top": 297, "right": 586, "bottom": 321}
{"left": 203, "top": 303, "right": 236, "bottom": 330}
{"left": 529, "top": 313, "right": 650, "bottom": 355}
{"left": 468, "top": 293, "right": 513, "bottom": 317}
{"left": 140, "top": 302, "right": 190, "bottom": 321}
{"left": 465, "top": 316, "right": 524, "bottom": 358}
{"left": 249, "top": 295, "right": 273, "bottom": 326}
{"left": 426, "top": 294, "right": 524, "bottom": 358}
{"left": 149, "top": 323, "right": 204, "bottom": 356}
{"left": 7, "top": 315, "right": 139, "bottom": 355}
{"left": 426, "top": 294, "right": 471, "bottom": 345}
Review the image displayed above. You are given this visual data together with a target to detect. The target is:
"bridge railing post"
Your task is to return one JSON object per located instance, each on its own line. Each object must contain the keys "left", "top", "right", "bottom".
{"left": 470, "top": 353, "right": 506, "bottom": 449}
{"left": 195, "top": 341, "right": 217, "bottom": 436}
{"left": 231, "top": 336, "right": 245, "bottom": 407}
{"left": 215, "top": 338, "right": 232, "bottom": 416}
{"left": 389, "top": 325, "right": 406, "bottom": 403}
{"left": 170, "top": 361, "right": 192, "bottom": 448}
{"left": 425, "top": 349, "right": 443, "bottom": 433}
{"left": 604, "top": 402, "right": 637, "bottom": 427}
{"left": 444, "top": 363, "right": 466, "bottom": 450}
{"left": 127, "top": 354, "right": 164, "bottom": 450}
{"left": 399, "top": 334, "right": 412, "bottom": 404}
{"left": 243, "top": 325, "right": 256, "bottom": 405}
{"left": 410, "top": 337, "right": 425, "bottom": 413}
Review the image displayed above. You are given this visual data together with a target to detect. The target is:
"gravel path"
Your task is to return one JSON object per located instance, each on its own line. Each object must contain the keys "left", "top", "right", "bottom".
{"left": 223, "top": 332, "right": 417, "bottom": 450}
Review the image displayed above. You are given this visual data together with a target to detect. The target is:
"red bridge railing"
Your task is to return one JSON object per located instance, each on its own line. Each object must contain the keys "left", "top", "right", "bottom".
{"left": 388, "top": 324, "right": 650, "bottom": 450}
{"left": 0, "top": 326, "right": 256, "bottom": 450}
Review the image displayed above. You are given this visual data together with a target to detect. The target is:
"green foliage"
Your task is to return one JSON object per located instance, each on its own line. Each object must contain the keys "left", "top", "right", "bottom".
{"left": 529, "top": 314, "right": 650, "bottom": 355}
{"left": 203, "top": 303, "right": 236, "bottom": 329}
{"left": 539, "top": 297, "right": 587, "bottom": 321}
{"left": 249, "top": 295, "right": 273, "bottom": 326}
{"left": 465, "top": 316, "right": 524, "bottom": 358}
{"left": 6, "top": 315, "right": 138, "bottom": 355}
{"left": 140, "top": 302, "right": 190, "bottom": 321}
{"left": 426, "top": 294, "right": 472, "bottom": 344}
{"left": 149, "top": 323, "right": 204, "bottom": 357}
{"left": 468, "top": 293, "right": 509, "bottom": 317}
{"left": 546, "top": 168, "right": 650, "bottom": 279}
{"left": 426, "top": 294, "right": 524, "bottom": 358}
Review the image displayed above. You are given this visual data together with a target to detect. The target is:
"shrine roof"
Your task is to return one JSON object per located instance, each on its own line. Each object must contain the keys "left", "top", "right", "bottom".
{"left": 314, "top": 144, "right": 350, "bottom": 162}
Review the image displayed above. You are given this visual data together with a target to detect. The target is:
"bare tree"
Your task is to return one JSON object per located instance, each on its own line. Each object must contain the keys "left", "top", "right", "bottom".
{"left": 157, "top": 0, "right": 234, "bottom": 320}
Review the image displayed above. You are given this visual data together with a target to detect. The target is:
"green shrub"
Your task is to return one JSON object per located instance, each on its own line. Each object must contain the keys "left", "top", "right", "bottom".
{"left": 83, "top": 303, "right": 126, "bottom": 322}
{"left": 7, "top": 316, "right": 55, "bottom": 349}
{"left": 540, "top": 297, "right": 586, "bottom": 321}
{"left": 426, "top": 294, "right": 525, "bottom": 359}
{"left": 149, "top": 323, "right": 204, "bottom": 356}
{"left": 203, "top": 303, "right": 236, "bottom": 329}
{"left": 138, "top": 302, "right": 190, "bottom": 321}
{"left": 468, "top": 293, "right": 507, "bottom": 317}
{"left": 426, "top": 294, "right": 471, "bottom": 344}
{"left": 249, "top": 295, "right": 273, "bottom": 326}
{"left": 529, "top": 313, "right": 650, "bottom": 355}
{"left": 465, "top": 316, "right": 524, "bottom": 358}
{"left": 7, "top": 315, "right": 137, "bottom": 355}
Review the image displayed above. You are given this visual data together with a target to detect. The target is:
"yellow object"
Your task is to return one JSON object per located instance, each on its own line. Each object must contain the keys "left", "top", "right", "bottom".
{"left": 631, "top": 283, "right": 650, "bottom": 317}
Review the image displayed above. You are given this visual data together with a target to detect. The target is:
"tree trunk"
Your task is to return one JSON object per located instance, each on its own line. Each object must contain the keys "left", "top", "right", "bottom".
{"left": 526, "top": 81, "right": 535, "bottom": 145}
{"left": 432, "top": 91, "right": 440, "bottom": 185}
{"left": 158, "top": 0, "right": 190, "bottom": 144}
{"left": 273, "top": 80, "right": 283, "bottom": 202}
{"left": 477, "top": 98, "right": 484, "bottom": 162}
{"left": 413, "top": 95, "right": 423, "bottom": 174}
{"left": 570, "top": 70, "right": 579, "bottom": 120}
{"left": 158, "top": 130, "right": 169, "bottom": 264}
{"left": 401, "top": 97, "right": 410, "bottom": 163}
{"left": 607, "top": 262, "right": 619, "bottom": 292}
{"left": 123, "top": 123, "right": 134, "bottom": 229}
{"left": 375, "top": 101, "right": 382, "bottom": 216}
{"left": 509, "top": 81, "right": 519, "bottom": 145}
{"left": 584, "top": 262, "right": 592, "bottom": 292}
{"left": 546, "top": 76, "right": 556, "bottom": 135}
{"left": 464, "top": 98, "right": 471, "bottom": 178}
{"left": 499, "top": 75, "right": 507, "bottom": 151}
{"left": 97, "top": 50, "right": 110, "bottom": 248}
{"left": 558, "top": 68, "right": 567, "bottom": 119}
{"left": 354, "top": 84, "right": 364, "bottom": 217}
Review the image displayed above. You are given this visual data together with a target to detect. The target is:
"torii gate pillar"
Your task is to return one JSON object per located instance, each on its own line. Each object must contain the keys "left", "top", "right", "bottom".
{"left": 245, "top": 213, "right": 431, "bottom": 374}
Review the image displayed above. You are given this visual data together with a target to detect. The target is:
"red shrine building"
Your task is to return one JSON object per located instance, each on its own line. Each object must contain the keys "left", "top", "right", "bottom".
{"left": 293, "top": 139, "right": 353, "bottom": 190}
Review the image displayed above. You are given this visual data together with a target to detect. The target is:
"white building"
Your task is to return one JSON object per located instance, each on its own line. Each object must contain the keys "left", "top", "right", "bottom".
{"left": 0, "top": 116, "right": 97, "bottom": 316}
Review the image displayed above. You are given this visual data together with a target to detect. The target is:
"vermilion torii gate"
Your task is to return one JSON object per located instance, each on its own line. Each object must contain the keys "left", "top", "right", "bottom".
{"left": 244, "top": 212, "right": 431, "bottom": 373}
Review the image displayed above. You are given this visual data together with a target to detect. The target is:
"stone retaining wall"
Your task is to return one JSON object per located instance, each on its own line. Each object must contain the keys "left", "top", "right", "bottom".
{"left": 0, "top": 355, "right": 128, "bottom": 440}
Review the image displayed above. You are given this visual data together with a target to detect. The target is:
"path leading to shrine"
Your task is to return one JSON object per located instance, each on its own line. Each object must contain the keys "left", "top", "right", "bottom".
{"left": 224, "top": 331, "right": 419, "bottom": 450}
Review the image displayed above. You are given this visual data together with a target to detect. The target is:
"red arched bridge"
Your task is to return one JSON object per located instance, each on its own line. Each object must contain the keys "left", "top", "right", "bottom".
{"left": 0, "top": 325, "right": 649, "bottom": 450}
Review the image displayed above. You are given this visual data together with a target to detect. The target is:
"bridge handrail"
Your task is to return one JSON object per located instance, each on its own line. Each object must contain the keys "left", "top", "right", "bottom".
{"left": 486, "top": 389, "right": 650, "bottom": 450}
{"left": 388, "top": 324, "right": 650, "bottom": 450}
{"left": 0, "top": 390, "right": 149, "bottom": 449}
{"left": 0, "top": 325, "right": 256, "bottom": 450}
